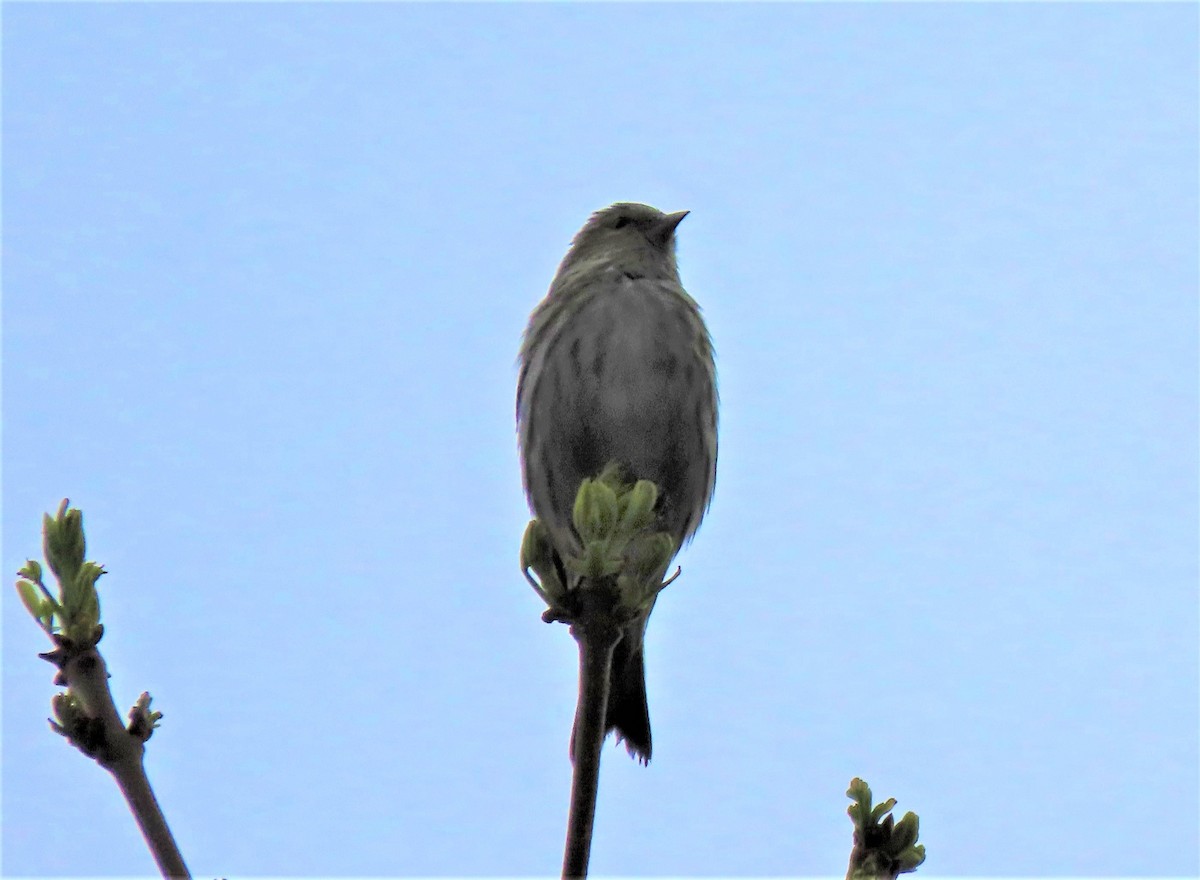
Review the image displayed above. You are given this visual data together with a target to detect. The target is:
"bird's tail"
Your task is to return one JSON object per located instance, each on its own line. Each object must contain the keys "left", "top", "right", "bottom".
{"left": 569, "top": 630, "right": 652, "bottom": 765}
{"left": 607, "top": 636, "right": 652, "bottom": 763}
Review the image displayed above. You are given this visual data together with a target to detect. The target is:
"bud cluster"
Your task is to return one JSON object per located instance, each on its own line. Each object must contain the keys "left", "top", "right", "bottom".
{"left": 520, "top": 465, "right": 677, "bottom": 622}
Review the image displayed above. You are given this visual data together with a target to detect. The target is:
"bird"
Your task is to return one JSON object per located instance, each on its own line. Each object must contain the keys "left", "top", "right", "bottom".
{"left": 517, "top": 202, "right": 718, "bottom": 763}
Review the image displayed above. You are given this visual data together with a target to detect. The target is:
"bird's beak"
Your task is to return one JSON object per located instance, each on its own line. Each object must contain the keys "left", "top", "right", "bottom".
{"left": 651, "top": 210, "right": 689, "bottom": 246}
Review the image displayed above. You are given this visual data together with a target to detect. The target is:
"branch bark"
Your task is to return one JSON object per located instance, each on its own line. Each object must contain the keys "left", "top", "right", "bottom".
{"left": 58, "top": 644, "right": 190, "bottom": 878}
{"left": 561, "top": 579, "right": 623, "bottom": 880}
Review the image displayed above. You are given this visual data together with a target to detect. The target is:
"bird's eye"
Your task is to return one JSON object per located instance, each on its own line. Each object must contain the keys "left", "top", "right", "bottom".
{"left": 612, "top": 216, "right": 631, "bottom": 229}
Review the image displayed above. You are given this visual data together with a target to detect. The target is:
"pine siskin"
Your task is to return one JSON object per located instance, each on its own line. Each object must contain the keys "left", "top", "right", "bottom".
{"left": 517, "top": 202, "right": 718, "bottom": 763}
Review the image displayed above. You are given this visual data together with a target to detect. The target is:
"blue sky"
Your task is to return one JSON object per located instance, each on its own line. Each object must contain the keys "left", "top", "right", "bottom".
{"left": 3, "top": 3, "right": 1197, "bottom": 877}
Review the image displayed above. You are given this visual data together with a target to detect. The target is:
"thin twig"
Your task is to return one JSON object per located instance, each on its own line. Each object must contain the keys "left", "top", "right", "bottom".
{"left": 60, "top": 646, "right": 190, "bottom": 878}
{"left": 111, "top": 755, "right": 189, "bottom": 878}
{"left": 561, "top": 580, "right": 623, "bottom": 880}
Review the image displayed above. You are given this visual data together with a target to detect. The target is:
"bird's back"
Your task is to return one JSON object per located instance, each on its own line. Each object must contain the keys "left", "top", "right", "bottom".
{"left": 519, "top": 271, "right": 716, "bottom": 550}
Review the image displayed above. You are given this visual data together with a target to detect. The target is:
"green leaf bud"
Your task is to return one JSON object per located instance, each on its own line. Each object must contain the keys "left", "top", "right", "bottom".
{"left": 16, "top": 579, "right": 46, "bottom": 621}
{"left": 889, "top": 811, "right": 920, "bottom": 854}
{"left": 618, "top": 480, "right": 658, "bottom": 533}
{"left": 896, "top": 844, "right": 927, "bottom": 872}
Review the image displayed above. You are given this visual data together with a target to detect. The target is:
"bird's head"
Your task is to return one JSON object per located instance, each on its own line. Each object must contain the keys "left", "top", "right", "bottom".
{"left": 556, "top": 202, "right": 689, "bottom": 282}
